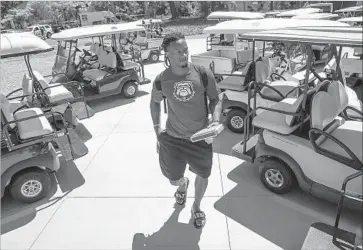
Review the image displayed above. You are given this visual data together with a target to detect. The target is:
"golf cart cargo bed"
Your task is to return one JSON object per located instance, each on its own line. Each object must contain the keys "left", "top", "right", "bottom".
{"left": 191, "top": 48, "right": 259, "bottom": 75}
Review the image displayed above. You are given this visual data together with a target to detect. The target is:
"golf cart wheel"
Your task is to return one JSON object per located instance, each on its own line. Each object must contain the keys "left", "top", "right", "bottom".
{"left": 9, "top": 168, "right": 51, "bottom": 203}
{"left": 259, "top": 158, "right": 296, "bottom": 194}
{"left": 122, "top": 81, "right": 138, "bottom": 98}
{"left": 226, "top": 109, "right": 247, "bottom": 133}
{"left": 149, "top": 52, "right": 159, "bottom": 62}
{"left": 46, "top": 32, "right": 52, "bottom": 39}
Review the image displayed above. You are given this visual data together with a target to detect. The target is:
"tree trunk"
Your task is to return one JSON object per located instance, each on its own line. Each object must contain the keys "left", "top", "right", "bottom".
{"left": 211, "top": 1, "right": 216, "bottom": 12}
{"left": 169, "top": 1, "right": 178, "bottom": 19}
{"left": 270, "top": 1, "right": 273, "bottom": 10}
{"left": 201, "top": 2, "right": 209, "bottom": 17}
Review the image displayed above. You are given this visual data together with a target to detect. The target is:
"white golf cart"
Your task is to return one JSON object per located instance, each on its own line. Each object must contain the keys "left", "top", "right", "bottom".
{"left": 231, "top": 27, "right": 362, "bottom": 249}
{"left": 0, "top": 34, "right": 88, "bottom": 203}
{"left": 205, "top": 11, "right": 265, "bottom": 51}
{"left": 206, "top": 11, "right": 265, "bottom": 22}
{"left": 192, "top": 19, "right": 349, "bottom": 133}
{"left": 335, "top": 5, "right": 363, "bottom": 18}
{"left": 292, "top": 13, "right": 339, "bottom": 20}
{"left": 338, "top": 16, "right": 363, "bottom": 26}
{"left": 50, "top": 22, "right": 151, "bottom": 101}
{"left": 232, "top": 26, "right": 362, "bottom": 210}
{"left": 2, "top": 32, "right": 88, "bottom": 127}
{"left": 121, "top": 19, "right": 164, "bottom": 63}
{"left": 276, "top": 8, "right": 322, "bottom": 18}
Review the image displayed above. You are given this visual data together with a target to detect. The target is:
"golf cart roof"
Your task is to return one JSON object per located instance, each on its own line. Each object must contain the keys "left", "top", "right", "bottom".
{"left": 207, "top": 11, "right": 265, "bottom": 20}
{"left": 277, "top": 8, "right": 321, "bottom": 17}
{"left": 337, "top": 16, "right": 363, "bottom": 23}
{"left": 1, "top": 32, "right": 53, "bottom": 58}
{"left": 292, "top": 13, "right": 339, "bottom": 20}
{"left": 51, "top": 22, "right": 145, "bottom": 41}
{"left": 265, "top": 11, "right": 281, "bottom": 15}
{"left": 290, "top": 26, "right": 361, "bottom": 33}
{"left": 239, "top": 28, "right": 363, "bottom": 47}
{"left": 335, "top": 5, "right": 363, "bottom": 13}
{"left": 202, "top": 18, "right": 349, "bottom": 34}
{"left": 306, "top": 3, "right": 332, "bottom": 8}
{"left": 133, "top": 19, "right": 163, "bottom": 25}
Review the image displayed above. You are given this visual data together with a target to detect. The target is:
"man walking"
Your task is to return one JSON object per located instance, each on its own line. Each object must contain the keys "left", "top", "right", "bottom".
{"left": 150, "top": 32, "right": 222, "bottom": 229}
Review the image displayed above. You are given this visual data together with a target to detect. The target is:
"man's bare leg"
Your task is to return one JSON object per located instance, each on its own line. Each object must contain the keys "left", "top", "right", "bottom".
{"left": 193, "top": 176, "right": 208, "bottom": 211}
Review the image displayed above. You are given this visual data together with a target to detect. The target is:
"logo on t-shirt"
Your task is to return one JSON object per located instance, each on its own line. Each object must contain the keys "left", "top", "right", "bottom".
{"left": 173, "top": 81, "right": 195, "bottom": 102}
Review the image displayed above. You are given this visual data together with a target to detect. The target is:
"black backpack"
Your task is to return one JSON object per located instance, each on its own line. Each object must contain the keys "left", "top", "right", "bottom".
{"left": 154, "top": 65, "right": 209, "bottom": 117}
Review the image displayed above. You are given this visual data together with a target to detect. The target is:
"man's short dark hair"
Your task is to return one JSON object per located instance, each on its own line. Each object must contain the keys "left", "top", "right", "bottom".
{"left": 162, "top": 32, "right": 185, "bottom": 52}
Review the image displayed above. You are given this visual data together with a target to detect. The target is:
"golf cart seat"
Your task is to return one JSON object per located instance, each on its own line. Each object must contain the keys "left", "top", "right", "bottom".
{"left": 121, "top": 61, "right": 141, "bottom": 71}
{"left": 252, "top": 80, "right": 330, "bottom": 135}
{"left": 0, "top": 94, "right": 53, "bottom": 140}
{"left": 256, "top": 57, "right": 300, "bottom": 102}
{"left": 33, "top": 71, "right": 74, "bottom": 103}
{"left": 311, "top": 80, "right": 363, "bottom": 165}
{"left": 218, "top": 61, "right": 253, "bottom": 91}
{"left": 83, "top": 50, "right": 117, "bottom": 81}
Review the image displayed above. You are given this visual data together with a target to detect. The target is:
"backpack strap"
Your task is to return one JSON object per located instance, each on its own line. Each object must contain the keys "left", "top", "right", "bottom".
{"left": 154, "top": 73, "right": 167, "bottom": 114}
{"left": 194, "top": 64, "right": 210, "bottom": 118}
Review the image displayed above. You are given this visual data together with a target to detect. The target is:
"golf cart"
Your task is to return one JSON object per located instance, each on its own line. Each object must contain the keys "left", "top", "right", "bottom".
{"left": 51, "top": 22, "right": 151, "bottom": 101}
{"left": 205, "top": 12, "right": 265, "bottom": 51}
{"left": 2, "top": 32, "right": 88, "bottom": 128}
{"left": 120, "top": 20, "right": 164, "bottom": 63}
{"left": 335, "top": 5, "right": 363, "bottom": 18}
{"left": 292, "top": 13, "right": 339, "bottom": 20}
{"left": 231, "top": 27, "right": 362, "bottom": 249}
{"left": 132, "top": 19, "right": 165, "bottom": 38}
{"left": 0, "top": 33, "right": 89, "bottom": 202}
{"left": 231, "top": 27, "right": 362, "bottom": 208}
{"left": 192, "top": 19, "right": 349, "bottom": 133}
{"left": 276, "top": 8, "right": 322, "bottom": 18}
{"left": 206, "top": 11, "right": 265, "bottom": 22}
{"left": 338, "top": 16, "right": 363, "bottom": 26}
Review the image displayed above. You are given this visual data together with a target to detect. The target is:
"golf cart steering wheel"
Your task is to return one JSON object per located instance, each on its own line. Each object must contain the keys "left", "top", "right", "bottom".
{"left": 83, "top": 49, "right": 92, "bottom": 57}
{"left": 126, "top": 37, "right": 136, "bottom": 45}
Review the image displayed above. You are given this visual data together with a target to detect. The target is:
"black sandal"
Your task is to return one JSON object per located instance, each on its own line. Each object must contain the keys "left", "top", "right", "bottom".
{"left": 174, "top": 177, "right": 189, "bottom": 206}
{"left": 191, "top": 208, "right": 206, "bottom": 229}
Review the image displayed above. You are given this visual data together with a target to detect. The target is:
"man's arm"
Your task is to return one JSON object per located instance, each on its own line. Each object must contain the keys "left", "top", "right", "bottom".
{"left": 205, "top": 68, "right": 223, "bottom": 123}
{"left": 150, "top": 75, "right": 164, "bottom": 135}
{"left": 150, "top": 100, "right": 162, "bottom": 134}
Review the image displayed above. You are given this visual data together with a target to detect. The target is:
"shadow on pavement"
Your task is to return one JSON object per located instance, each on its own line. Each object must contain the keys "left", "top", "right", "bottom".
{"left": 87, "top": 90, "right": 149, "bottom": 113}
{"left": 214, "top": 162, "right": 362, "bottom": 250}
{"left": 1, "top": 157, "right": 85, "bottom": 234}
{"left": 212, "top": 128, "right": 243, "bottom": 156}
{"left": 132, "top": 205, "right": 202, "bottom": 250}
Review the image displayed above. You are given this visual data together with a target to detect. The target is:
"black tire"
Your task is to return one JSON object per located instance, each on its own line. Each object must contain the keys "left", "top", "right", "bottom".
{"left": 225, "top": 109, "right": 247, "bottom": 133}
{"left": 122, "top": 81, "right": 138, "bottom": 98}
{"left": 9, "top": 169, "right": 51, "bottom": 203}
{"left": 259, "top": 158, "right": 296, "bottom": 194}
{"left": 149, "top": 51, "right": 159, "bottom": 62}
{"left": 46, "top": 32, "right": 52, "bottom": 39}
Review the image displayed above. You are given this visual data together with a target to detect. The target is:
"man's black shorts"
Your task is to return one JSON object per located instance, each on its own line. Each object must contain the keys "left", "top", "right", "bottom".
{"left": 157, "top": 131, "right": 213, "bottom": 181}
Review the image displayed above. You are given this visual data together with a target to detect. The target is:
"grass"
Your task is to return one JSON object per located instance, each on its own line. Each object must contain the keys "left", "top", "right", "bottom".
{"left": 161, "top": 16, "right": 218, "bottom": 36}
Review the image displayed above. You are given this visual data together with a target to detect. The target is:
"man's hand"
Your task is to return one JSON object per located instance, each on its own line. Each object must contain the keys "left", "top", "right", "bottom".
{"left": 207, "top": 120, "right": 220, "bottom": 128}
{"left": 154, "top": 124, "right": 165, "bottom": 137}
{"left": 154, "top": 124, "right": 165, "bottom": 153}
{"left": 204, "top": 120, "right": 220, "bottom": 144}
